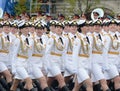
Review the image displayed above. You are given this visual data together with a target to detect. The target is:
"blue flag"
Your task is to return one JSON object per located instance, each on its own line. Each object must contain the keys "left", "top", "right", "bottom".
{"left": 0, "top": 0, "right": 17, "bottom": 18}
{"left": 0, "top": 0, "right": 7, "bottom": 18}
{"left": 6, "top": 1, "right": 16, "bottom": 16}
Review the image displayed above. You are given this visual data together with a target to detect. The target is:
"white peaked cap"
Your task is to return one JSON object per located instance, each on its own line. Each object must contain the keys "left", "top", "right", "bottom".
{"left": 41, "top": 19, "right": 47, "bottom": 26}
{"left": 17, "top": 20, "right": 25, "bottom": 28}
{"left": 77, "top": 19, "right": 86, "bottom": 25}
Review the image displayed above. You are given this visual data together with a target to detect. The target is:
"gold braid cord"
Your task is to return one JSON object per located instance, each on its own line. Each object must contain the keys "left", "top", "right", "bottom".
{"left": 76, "top": 33, "right": 89, "bottom": 55}
{"left": 34, "top": 38, "right": 44, "bottom": 52}
{"left": 93, "top": 35, "right": 103, "bottom": 51}
{"left": 109, "top": 34, "right": 119, "bottom": 50}
{"left": 68, "top": 37, "right": 74, "bottom": 51}
{"left": 20, "top": 37, "right": 28, "bottom": 53}
{"left": 1, "top": 36, "right": 10, "bottom": 50}
{"left": 81, "top": 38, "right": 89, "bottom": 55}
{"left": 54, "top": 37, "right": 64, "bottom": 51}
{"left": 1, "top": 36, "right": 5, "bottom": 49}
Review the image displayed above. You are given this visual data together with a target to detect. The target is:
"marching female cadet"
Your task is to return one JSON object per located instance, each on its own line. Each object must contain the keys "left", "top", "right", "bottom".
{"left": 9, "top": 22, "right": 25, "bottom": 91}
{"left": 28, "top": 23, "right": 51, "bottom": 91}
{"left": 45, "top": 22, "right": 69, "bottom": 91}
{"left": 86, "top": 21, "right": 101, "bottom": 91}
{"left": 62, "top": 21, "right": 79, "bottom": 91}
{"left": 91, "top": 20, "right": 111, "bottom": 91}
{"left": 72, "top": 21, "right": 93, "bottom": 91}
{"left": 60, "top": 21, "right": 69, "bottom": 72}
{"left": 10, "top": 22, "right": 34, "bottom": 91}
{"left": 9, "top": 22, "right": 20, "bottom": 74}
{"left": 43, "top": 20, "right": 57, "bottom": 91}
{"left": 64, "top": 21, "right": 78, "bottom": 80}
{"left": 0, "top": 21, "right": 13, "bottom": 90}
{"left": 61, "top": 21, "right": 74, "bottom": 90}
{"left": 104, "top": 20, "right": 120, "bottom": 91}
{"left": 40, "top": 22, "right": 49, "bottom": 75}
{"left": 62, "top": 20, "right": 70, "bottom": 73}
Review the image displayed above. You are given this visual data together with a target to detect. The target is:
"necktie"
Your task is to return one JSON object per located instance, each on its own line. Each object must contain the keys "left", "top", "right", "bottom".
{"left": 86, "top": 36, "right": 90, "bottom": 44}
{"left": 28, "top": 34, "right": 30, "bottom": 37}
{"left": 7, "top": 35, "right": 10, "bottom": 41}
{"left": 98, "top": 34, "right": 102, "bottom": 41}
{"left": 74, "top": 35, "right": 76, "bottom": 38}
{"left": 26, "top": 38, "right": 29, "bottom": 45}
{"left": 40, "top": 38, "right": 43, "bottom": 44}
{"left": 59, "top": 37, "right": 63, "bottom": 44}
{"left": 114, "top": 34, "right": 118, "bottom": 39}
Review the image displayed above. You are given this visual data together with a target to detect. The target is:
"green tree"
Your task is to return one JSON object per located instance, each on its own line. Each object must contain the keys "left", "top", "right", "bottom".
{"left": 65, "top": 0, "right": 100, "bottom": 15}
{"left": 14, "top": 0, "right": 27, "bottom": 15}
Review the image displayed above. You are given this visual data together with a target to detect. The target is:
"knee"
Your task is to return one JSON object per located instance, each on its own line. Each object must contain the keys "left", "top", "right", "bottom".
{"left": 41, "top": 77, "right": 47, "bottom": 82}
{"left": 58, "top": 76, "right": 64, "bottom": 83}
{"left": 4, "top": 71, "right": 12, "bottom": 78}
{"left": 114, "top": 76, "right": 120, "bottom": 83}
{"left": 100, "top": 79, "right": 107, "bottom": 85}
{"left": 25, "top": 77, "right": 32, "bottom": 84}
{"left": 85, "top": 79, "right": 93, "bottom": 89}
{"left": 39, "top": 77, "right": 47, "bottom": 84}
{"left": 86, "top": 82, "right": 93, "bottom": 88}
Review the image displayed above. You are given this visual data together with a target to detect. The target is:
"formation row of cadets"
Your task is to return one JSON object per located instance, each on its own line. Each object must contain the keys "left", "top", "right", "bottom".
{"left": 0, "top": 16, "right": 120, "bottom": 91}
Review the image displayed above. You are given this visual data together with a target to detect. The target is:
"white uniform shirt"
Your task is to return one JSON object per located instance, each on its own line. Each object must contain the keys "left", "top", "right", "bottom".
{"left": 0, "top": 32, "right": 12, "bottom": 63}
{"left": 13, "top": 34, "right": 34, "bottom": 60}
{"left": 92, "top": 32, "right": 105, "bottom": 64}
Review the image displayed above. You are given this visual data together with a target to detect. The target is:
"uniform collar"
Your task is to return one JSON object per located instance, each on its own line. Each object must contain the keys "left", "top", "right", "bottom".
{"left": 62, "top": 31, "right": 68, "bottom": 35}
{"left": 35, "top": 35, "right": 42, "bottom": 39}
{"left": 54, "top": 34, "right": 60, "bottom": 39}
{"left": 86, "top": 32, "right": 92, "bottom": 36}
{"left": 80, "top": 33, "right": 86, "bottom": 38}
{"left": 109, "top": 31, "right": 115, "bottom": 36}
{"left": 93, "top": 32, "right": 98, "bottom": 36}
{"left": 2, "top": 32, "right": 10, "bottom": 37}
{"left": 68, "top": 32, "right": 75, "bottom": 38}
{"left": 21, "top": 34, "right": 28, "bottom": 40}
{"left": 50, "top": 31, "right": 55, "bottom": 36}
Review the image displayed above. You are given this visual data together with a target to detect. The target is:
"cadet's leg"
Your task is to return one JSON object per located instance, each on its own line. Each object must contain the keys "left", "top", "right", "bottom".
{"left": 83, "top": 78, "right": 93, "bottom": 91}
{"left": 99, "top": 79, "right": 111, "bottom": 91}
{"left": 55, "top": 74, "right": 69, "bottom": 91}
{"left": 72, "top": 79, "right": 81, "bottom": 91}
{"left": 2, "top": 70, "right": 12, "bottom": 89}
{"left": 24, "top": 77, "right": 33, "bottom": 90}
{"left": 113, "top": 76, "right": 120, "bottom": 91}
{"left": 2, "top": 70, "right": 12, "bottom": 83}
{"left": 38, "top": 76, "right": 51, "bottom": 90}
{"left": 10, "top": 79, "right": 20, "bottom": 91}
